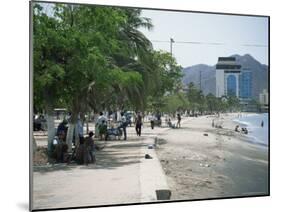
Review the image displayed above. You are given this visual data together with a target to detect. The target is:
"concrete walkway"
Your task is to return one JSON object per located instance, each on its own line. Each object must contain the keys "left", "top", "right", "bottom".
{"left": 32, "top": 124, "right": 175, "bottom": 210}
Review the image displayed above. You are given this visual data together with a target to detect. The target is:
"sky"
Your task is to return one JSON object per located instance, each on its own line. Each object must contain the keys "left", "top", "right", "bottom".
{"left": 139, "top": 9, "right": 268, "bottom": 67}
{"left": 39, "top": 2, "right": 268, "bottom": 68}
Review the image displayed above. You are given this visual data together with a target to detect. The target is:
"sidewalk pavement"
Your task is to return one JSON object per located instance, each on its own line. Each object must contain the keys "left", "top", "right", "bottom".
{"left": 32, "top": 122, "right": 182, "bottom": 210}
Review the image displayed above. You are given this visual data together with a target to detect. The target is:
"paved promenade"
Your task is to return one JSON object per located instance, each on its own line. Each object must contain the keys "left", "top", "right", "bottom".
{"left": 32, "top": 123, "right": 174, "bottom": 210}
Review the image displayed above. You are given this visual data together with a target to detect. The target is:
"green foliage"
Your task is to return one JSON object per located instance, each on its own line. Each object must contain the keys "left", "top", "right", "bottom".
{"left": 33, "top": 3, "right": 183, "bottom": 116}
{"left": 162, "top": 93, "right": 189, "bottom": 114}
{"left": 33, "top": 2, "right": 242, "bottom": 118}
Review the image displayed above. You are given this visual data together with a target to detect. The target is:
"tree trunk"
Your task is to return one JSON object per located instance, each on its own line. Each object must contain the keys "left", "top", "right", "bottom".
{"left": 74, "top": 124, "right": 80, "bottom": 146}
{"left": 66, "top": 122, "right": 75, "bottom": 153}
{"left": 33, "top": 135, "right": 37, "bottom": 154}
{"left": 46, "top": 108, "right": 55, "bottom": 152}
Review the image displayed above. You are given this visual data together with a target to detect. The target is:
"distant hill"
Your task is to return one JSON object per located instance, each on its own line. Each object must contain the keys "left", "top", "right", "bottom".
{"left": 182, "top": 54, "right": 268, "bottom": 99}
{"left": 182, "top": 64, "right": 216, "bottom": 96}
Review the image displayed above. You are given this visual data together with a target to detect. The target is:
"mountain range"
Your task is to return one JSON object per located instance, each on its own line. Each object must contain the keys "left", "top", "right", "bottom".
{"left": 182, "top": 54, "right": 269, "bottom": 99}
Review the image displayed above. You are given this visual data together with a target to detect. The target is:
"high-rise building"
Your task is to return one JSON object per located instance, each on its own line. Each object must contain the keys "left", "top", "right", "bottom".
{"left": 215, "top": 57, "right": 242, "bottom": 97}
{"left": 239, "top": 69, "right": 252, "bottom": 99}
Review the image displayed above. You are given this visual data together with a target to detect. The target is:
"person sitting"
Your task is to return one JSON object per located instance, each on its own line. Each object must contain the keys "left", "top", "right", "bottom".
{"left": 235, "top": 125, "right": 240, "bottom": 132}
{"left": 168, "top": 119, "right": 176, "bottom": 129}
{"left": 52, "top": 131, "right": 68, "bottom": 163}
{"left": 241, "top": 127, "right": 248, "bottom": 134}
{"left": 57, "top": 119, "right": 68, "bottom": 137}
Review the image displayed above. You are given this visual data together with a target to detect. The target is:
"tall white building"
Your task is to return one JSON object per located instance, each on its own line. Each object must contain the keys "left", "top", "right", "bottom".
{"left": 215, "top": 57, "right": 242, "bottom": 97}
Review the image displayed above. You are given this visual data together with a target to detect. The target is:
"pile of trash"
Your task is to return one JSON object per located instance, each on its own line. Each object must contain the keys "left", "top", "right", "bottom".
{"left": 33, "top": 147, "right": 48, "bottom": 165}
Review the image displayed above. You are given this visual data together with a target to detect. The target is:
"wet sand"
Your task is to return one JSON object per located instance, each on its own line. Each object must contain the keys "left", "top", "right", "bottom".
{"left": 156, "top": 114, "right": 269, "bottom": 200}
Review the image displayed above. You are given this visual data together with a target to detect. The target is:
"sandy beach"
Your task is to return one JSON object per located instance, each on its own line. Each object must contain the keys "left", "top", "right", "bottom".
{"left": 156, "top": 113, "right": 269, "bottom": 200}
{"left": 32, "top": 113, "right": 268, "bottom": 209}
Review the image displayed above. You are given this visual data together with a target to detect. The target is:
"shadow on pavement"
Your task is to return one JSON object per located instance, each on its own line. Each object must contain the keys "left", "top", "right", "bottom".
{"left": 34, "top": 140, "right": 149, "bottom": 173}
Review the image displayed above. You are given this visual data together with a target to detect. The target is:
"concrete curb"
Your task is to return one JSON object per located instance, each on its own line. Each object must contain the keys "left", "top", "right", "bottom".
{"left": 139, "top": 137, "right": 171, "bottom": 202}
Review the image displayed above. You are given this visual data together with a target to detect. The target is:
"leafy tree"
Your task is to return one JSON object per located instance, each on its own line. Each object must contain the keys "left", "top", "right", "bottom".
{"left": 33, "top": 3, "right": 184, "bottom": 149}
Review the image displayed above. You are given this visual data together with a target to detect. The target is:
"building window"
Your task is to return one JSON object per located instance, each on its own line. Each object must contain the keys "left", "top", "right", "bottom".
{"left": 227, "top": 75, "right": 236, "bottom": 96}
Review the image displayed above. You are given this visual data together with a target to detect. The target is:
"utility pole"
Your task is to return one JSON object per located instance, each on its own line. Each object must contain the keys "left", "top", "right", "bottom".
{"left": 170, "top": 38, "right": 175, "bottom": 55}
{"left": 199, "top": 70, "right": 202, "bottom": 91}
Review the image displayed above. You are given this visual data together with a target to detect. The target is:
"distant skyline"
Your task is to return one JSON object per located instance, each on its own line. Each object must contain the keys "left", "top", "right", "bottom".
{"left": 140, "top": 9, "right": 268, "bottom": 68}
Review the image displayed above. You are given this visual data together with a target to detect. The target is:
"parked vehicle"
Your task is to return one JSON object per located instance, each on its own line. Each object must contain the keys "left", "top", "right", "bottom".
{"left": 124, "top": 111, "right": 133, "bottom": 127}
{"left": 105, "top": 125, "right": 123, "bottom": 140}
{"left": 33, "top": 115, "right": 47, "bottom": 131}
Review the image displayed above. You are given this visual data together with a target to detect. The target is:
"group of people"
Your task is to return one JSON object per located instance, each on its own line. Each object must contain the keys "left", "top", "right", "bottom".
{"left": 76, "top": 131, "right": 98, "bottom": 165}
{"left": 235, "top": 125, "right": 248, "bottom": 134}
{"left": 165, "top": 114, "right": 181, "bottom": 129}
{"left": 49, "top": 130, "right": 98, "bottom": 165}
{"left": 48, "top": 111, "right": 184, "bottom": 164}
{"left": 96, "top": 111, "right": 143, "bottom": 140}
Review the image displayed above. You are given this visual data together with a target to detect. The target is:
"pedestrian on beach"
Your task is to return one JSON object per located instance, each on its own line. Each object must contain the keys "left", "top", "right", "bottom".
{"left": 261, "top": 120, "right": 264, "bottom": 127}
{"left": 135, "top": 112, "right": 142, "bottom": 136}
{"left": 176, "top": 113, "right": 181, "bottom": 128}
{"left": 120, "top": 112, "right": 127, "bottom": 140}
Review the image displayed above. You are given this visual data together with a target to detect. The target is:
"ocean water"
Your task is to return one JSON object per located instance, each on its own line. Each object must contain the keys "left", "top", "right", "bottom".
{"left": 233, "top": 113, "right": 269, "bottom": 146}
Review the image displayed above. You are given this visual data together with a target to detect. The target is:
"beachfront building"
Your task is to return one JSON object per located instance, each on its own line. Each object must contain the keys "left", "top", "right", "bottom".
{"left": 259, "top": 89, "right": 269, "bottom": 112}
{"left": 259, "top": 89, "right": 269, "bottom": 105}
{"left": 239, "top": 69, "right": 253, "bottom": 99}
{"left": 215, "top": 57, "right": 242, "bottom": 97}
{"left": 238, "top": 69, "right": 254, "bottom": 111}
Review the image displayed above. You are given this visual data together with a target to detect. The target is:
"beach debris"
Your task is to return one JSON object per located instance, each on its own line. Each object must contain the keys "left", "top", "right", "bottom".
{"left": 161, "top": 159, "right": 169, "bottom": 164}
{"left": 165, "top": 170, "right": 171, "bottom": 175}
{"left": 148, "top": 144, "right": 154, "bottom": 149}
{"left": 203, "top": 133, "right": 208, "bottom": 136}
{"left": 200, "top": 163, "right": 210, "bottom": 167}
{"left": 145, "top": 154, "right": 153, "bottom": 159}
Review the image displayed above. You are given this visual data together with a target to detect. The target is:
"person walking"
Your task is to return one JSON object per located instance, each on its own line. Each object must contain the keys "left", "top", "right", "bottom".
{"left": 150, "top": 115, "right": 155, "bottom": 129}
{"left": 135, "top": 112, "right": 142, "bottom": 136}
{"left": 120, "top": 112, "right": 127, "bottom": 140}
{"left": 176, "top": 113, "right": 181, "bottom": 128}
{"left": 261, "top": 120, "right": 264, "bottom": 127}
